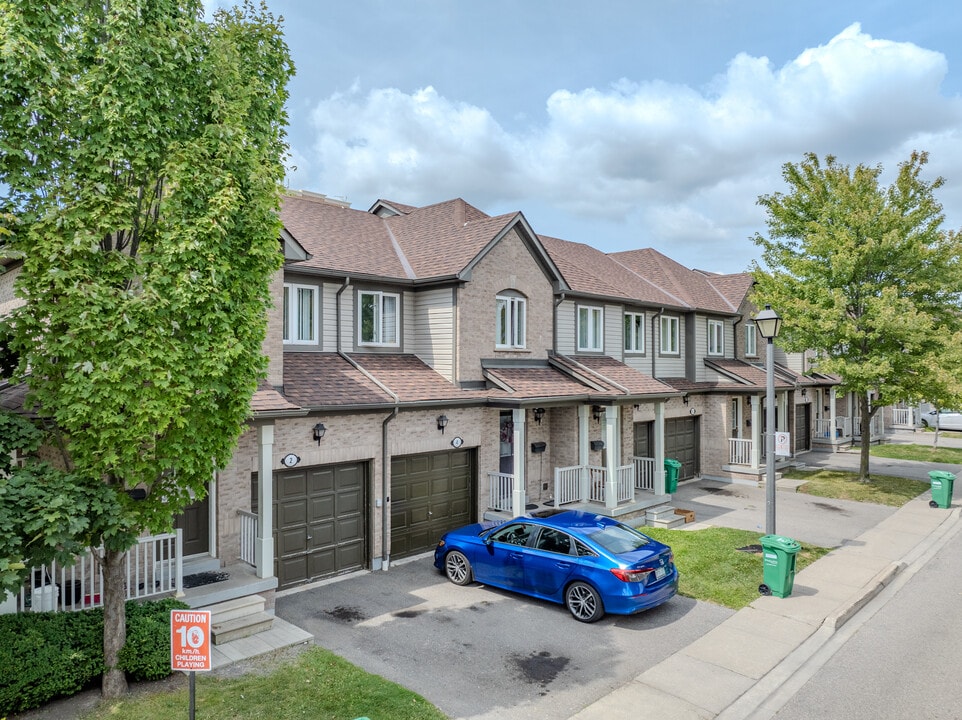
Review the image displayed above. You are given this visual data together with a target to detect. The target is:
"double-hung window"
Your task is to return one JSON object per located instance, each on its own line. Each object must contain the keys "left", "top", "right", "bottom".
{"left": 660, "top": 315, "right": 679, "bottom": 354}
{"left": 745, "top": 323, "right": 757, "bottom": 357}
{"left": 359, "top": 290, "right": 399, "bottom": 346}
{"left": 283, "top": 283, "right": 318, "bottom": 344}
{"left": 496, "top": 294, "right": 526, "bottom": 349}
{"left": 708, "top": 319, "right": 724, "bottom": 356}
{"left": 577, "top": 305, "right": 603, "bottom": 352}
{"left": 624, "top": 311, "right": 645, "bottom": 353}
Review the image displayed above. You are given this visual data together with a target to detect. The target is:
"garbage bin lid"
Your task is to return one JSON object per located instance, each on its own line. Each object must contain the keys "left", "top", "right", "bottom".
{"left": 928, "top": 470, "right": 956, "bottom": 481}
{"left": 664, "top": 459, "right": 682, "bottom": 467}
{"left": 760, "top": 534, "right": 801, "bottom": 551}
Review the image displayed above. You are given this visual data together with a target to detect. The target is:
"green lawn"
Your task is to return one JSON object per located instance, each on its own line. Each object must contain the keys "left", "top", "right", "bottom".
{"left": 81, "top": 646, "right": 448, "bottom": 720}
{"left": 781, "top": 467, "right": 930, "bottom": 506}
{"left": 870, "top": 442, "right": 962, "bottom": 465}
{"left": 641, "top": 526, "right": 830, "bottom": 609}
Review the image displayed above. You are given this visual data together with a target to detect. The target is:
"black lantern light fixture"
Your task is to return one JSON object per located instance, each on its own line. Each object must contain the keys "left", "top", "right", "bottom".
{"left": 592, "top": 405, "right": 602, "bottom": 422}
{"left": 682, "top": 394, "right": 690, "bottom": 405}
{"left": 312, "top": 423, "right": 327, "bottom": 444}
{"left": 533, "top": 407, "right": 545, "bottom": 424}
{"left": 437, "top": 414, "right": 449, "bottom": 434}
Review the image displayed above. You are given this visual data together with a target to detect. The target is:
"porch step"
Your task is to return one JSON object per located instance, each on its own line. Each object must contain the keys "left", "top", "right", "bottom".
{"left": 206, "top": 594, "right": 273, "bottom": 645}
{"left": 211, "top": 610, "right": 274, "bottom": 645}
{"left": 650, "top": 515, "right": 687, "bottom": 529}
{"left": 645, "top": 504, "right": 677, "bottom": 522}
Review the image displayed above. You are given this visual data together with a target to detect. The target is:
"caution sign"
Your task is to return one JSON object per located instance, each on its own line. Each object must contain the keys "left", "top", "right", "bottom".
{"left": 171, "top": 609, "right": 212, "bottom": 672}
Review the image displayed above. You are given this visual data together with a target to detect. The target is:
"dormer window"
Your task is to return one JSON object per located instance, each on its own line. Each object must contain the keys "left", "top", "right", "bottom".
{"left": 496, "top": 293, "right": 526, "bottom": 349}
{"left": 283, "top": 283, "right": 318, "bottom": 344}
{"left": 359, "top": 290, "right": 399, "bottom": 346}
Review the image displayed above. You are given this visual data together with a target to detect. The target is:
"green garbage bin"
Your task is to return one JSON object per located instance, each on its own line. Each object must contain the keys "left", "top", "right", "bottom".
{"left": 664, "top": 459, "right": 682, "bottom": 493}
{"left": 928, "top": 470, "right": 955, "bottom": 509}
{"left": 759, "top": 534, "right": 801, "bottom": 598}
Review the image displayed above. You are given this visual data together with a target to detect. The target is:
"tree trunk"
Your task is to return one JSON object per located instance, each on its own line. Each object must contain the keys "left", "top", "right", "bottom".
{"left": 101, "top": 547, "right": 129, "bottom": 698}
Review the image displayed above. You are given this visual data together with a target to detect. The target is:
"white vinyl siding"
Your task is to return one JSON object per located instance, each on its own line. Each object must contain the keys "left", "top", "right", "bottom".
{"left": 414, "top": 288, "right": 455, "bottom": 381}
{"left": 556, "top": 300, "right": 576, "bottom": 355}
{"left": 708, "top": 319, "right": 724, "bottom": 356}
{"left": 577, "top": 305, "right": 604, "bottom": 352}
{"left": 283, "top": 283, "right": 318, "bottom": 345}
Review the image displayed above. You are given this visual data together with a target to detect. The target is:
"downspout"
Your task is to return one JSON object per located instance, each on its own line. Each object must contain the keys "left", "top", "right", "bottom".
{"left": 554, "top": 292, "right": 565, "bottom": 350}
{"left": 337, "top": 277, "right": 401, "bottom": 571}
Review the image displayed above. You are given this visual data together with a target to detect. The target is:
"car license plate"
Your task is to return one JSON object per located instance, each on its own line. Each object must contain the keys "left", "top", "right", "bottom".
{"left": 655, "top": 566, "right": 667, "bottom": 581}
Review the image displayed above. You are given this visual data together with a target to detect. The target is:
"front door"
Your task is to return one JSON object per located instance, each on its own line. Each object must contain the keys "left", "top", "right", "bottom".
{"left": 175, "top": 489, "right": 210, "bottom": 557}
{"left": 499, "top": 411, "right": 514, "bottom": 475}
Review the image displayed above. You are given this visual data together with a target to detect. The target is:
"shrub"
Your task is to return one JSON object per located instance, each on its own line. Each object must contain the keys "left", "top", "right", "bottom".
{"left": 0, "top": 597, "right": 187, "bottom": 715}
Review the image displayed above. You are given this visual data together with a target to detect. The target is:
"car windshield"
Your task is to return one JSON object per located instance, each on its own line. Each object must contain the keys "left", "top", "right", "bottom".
{"left": 585, "top": 523, "right": 651, "bottom": 554}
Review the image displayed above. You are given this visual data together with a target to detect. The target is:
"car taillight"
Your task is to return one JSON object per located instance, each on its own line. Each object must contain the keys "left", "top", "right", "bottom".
{"left": 610, "top": 567, "right": 653, "bottom": 583}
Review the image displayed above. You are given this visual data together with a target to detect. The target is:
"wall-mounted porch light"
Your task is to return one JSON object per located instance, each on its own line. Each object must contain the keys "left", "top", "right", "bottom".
{"left": 682, "top": 394, "right": 690, "bottom": 405}
{"left": 533, "top": 407, "right": 546, "bottom": 424}
{"left": 437, "top": 414, "right": 449, "bottom": 434}
{"left": 592, "top": 405, "right": 602, "bottom": 422}
{"left": 312, "top": 423, "right": 327, "bottom": 444}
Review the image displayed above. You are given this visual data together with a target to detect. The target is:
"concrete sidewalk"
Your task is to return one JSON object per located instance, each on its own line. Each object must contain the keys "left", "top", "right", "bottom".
{"left": 569, "top": 490, "right": 961, "bottom": 719}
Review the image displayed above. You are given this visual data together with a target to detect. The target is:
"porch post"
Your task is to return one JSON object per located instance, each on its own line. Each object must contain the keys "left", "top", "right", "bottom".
{"left": 654, "top": 400, "right": 666, "bottom": 495}
{"left": 750, "top": 396, "right": 762, "bottom": 469}
{"left": 579, "top": 405, "right": 590, "bottom": 500}
{"left": 829, "top": 387, "right": 838, "bottom": 440}
{"left": 604, "top": 408, "right": 618, "bottom": 509}
{"left": 511, "top": 408, "right": 526, "bottom": 517}
{"left": 255, "top": 422, "right": 274, "bottom": 580}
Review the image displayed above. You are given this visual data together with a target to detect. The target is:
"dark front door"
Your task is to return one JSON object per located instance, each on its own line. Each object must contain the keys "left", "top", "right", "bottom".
{"left": 795, "top": 403, "right": 811, "bottom": 452}
{"left": 665, "top": 417, "right": 700, "bottom": 480}
{"left": 175, "top": 489, "right": 210, "bottom": 557}
{"left": 391, "top": 449, "right": 475, "bottom": 559}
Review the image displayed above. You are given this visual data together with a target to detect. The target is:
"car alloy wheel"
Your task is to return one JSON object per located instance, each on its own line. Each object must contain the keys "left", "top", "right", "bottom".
{"left": 565, "top": 581, "right": 604, "bottom": 622}
{"left": 444, "top": 550, "right": 474, "bottom": 586}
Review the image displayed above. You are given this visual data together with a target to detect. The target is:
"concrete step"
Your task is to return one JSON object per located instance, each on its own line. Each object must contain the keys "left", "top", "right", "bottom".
{"left": 645, "top": 504, "right": 677, "bottom": 521}
{"left": 211, "top": 610, "right": 274, "bottom": 645}
{"left": 650, "top": 515, "right": 686, "bottom": 529}
{"left": 206, "top": 594, "right": 266, "bottom": 625}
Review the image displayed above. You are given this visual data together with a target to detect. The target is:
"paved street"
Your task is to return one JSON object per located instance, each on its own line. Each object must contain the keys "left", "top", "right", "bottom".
{"left": 275, "top": 555, "right": 731, "bottom": 720}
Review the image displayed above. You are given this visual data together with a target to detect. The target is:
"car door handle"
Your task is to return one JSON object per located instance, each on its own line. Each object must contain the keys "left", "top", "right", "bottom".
{"left": 509, "top": 552, "right": 524, "bottom": 560}
{"left": 555, "top": 562, "right": 572, "bottom": 571}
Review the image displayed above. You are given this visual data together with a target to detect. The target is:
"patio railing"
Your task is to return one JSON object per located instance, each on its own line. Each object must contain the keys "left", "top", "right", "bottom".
{"left": 632, "top": 456, "right": 655, "bottom": 491}
{"left": 238, "top": 510, "right": 258, "bottom": 566}
{"left": 729, "top": 438, "right": 754, "bottom": 466}
{"left": 6, "top": 530, "right": 183, "bottom": 614}
{"left": 487, "top": 472, "right": 515, "bottom": 513}
{"left": 554, "top": 464, "right": 635, "bottom": 507}
{"left": 892, "top": 407, "right": 915, "bottom": 426}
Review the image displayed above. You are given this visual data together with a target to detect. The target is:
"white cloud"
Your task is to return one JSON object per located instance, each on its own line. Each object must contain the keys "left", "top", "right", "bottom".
{"left": 300, "top": 24, "right": 962, "bottom": 267}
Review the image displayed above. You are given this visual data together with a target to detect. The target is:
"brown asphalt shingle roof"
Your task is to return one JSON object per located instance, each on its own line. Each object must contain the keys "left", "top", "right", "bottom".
{"left": 282, "top": 353, "right": 395, "bottom": 407}
{"left": 555, "top": 355, "right": 679, "bottom": 396}
{"left": 347, "top": 353, "right": 485, "bottom": 403}
{"left": 251, "top": 384, "right": 302, "bottom": 413}
{"left": 483, "top": 365, "right": 604, "bottom": 400}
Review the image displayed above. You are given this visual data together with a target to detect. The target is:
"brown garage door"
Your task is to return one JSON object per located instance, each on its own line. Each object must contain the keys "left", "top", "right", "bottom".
{"left": 665, "top": 417, "right": 700, "bottom": 480}
{"left": 391, "top": 449, "right": 475, "bottom": 559}
{"left": 273, "top": 462, "right": 367, "bottom": 589}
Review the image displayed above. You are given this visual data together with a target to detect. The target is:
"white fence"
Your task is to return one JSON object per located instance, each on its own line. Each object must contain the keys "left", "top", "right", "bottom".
{"left": 633, "top": 456, "right": 655, "bottom": 491}
{"left": 729, "top": 438, "right": 754, "bottom": 465}
{"left": 487, "top": 472, "right": 515, "bottom": 512}
{"left": 892, "top": 407, "right": 915, "bottom": 426}
{"left": 6, "top": 530, "right": 183, "bottom": 614}
{"left": 238, "top": 510, "right": 258, "bottom": 566}
{"left": 554, "top": 464, "right": 635, "bottom": 507}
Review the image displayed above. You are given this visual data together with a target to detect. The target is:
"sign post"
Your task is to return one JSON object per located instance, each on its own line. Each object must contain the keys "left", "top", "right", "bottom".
{"left": 171, "top": 609, "right": 212, "bottom": 720}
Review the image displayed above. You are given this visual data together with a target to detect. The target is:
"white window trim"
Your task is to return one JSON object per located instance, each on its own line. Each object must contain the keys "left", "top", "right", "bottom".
{"left": 624, "top": 311, "right": 645, "bottom": 353}
{"left": 745, "top": 323, "right": 758, "bottom": 357}
{"left": 708, "top": 318, "right": 724, "bottom": 356}
{"left": 660, "top": 315, "right": 680, "bottom": 354}
{"left": 358, "top": 290, "right": 400, "bottom": 346}
{"left": 282, "top": 283, "right": 318, "bottom": 345}
{"left": 496, "top": 295, "right": 527, "bottom": 349}
{"left": 577, "top": 305, "right": 604, "bottom": 352}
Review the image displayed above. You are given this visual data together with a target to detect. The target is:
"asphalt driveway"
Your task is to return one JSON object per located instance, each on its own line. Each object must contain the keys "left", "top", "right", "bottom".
{"left": 275, "top": 555, "right": 732, "bottom": 720}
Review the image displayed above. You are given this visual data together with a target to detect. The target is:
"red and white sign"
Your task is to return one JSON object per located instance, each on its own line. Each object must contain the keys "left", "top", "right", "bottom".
{"left": 775, "top": 432, "right": 791, "bottom": 457}
{"left": 170, "top": 609, "right": 212, "bottom": 672}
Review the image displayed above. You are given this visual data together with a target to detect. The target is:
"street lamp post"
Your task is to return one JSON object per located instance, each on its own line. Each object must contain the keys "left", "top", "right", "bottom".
{"left": 754, "top": 305, "right": 782, "bottom": 535}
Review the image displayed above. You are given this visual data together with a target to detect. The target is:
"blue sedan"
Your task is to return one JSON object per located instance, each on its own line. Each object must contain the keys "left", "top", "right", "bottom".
{"left": 433, "top": 510, "right": 678, "bottom": 622}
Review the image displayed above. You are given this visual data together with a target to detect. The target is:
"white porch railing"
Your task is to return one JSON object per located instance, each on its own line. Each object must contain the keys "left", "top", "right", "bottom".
{"left": 9, "top": 530, "right": 183, "bottom": 614}
{"left": 487, "top": 472, "right": 515, "bottom": 513}
{"left": 815, "top": 417, "right": 852, "bottom": 439}
{"left": 554, "top": 464, "right": 635, "bottom": 507}
{"left": 633, "top": 456, "right": 655, "bottom": 491}
{"left": 616, "top": 465, "right": 634, "bottom": 503}
{"left": 892, "top": 407, "right": 915, "bottom": 426}
{"left": 729, "top": 438, "right": 754, "bottom": 466}
{"left": 238, "top": 510, "right": 258, "bottom": 566}
{"left": 853, "top": 414, "right": 884, "bottom": 437}
{"left": 554, "top": 465, "right": 584, "bottom": 506}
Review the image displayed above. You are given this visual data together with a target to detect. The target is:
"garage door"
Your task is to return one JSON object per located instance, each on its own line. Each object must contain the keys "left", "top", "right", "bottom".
{"left": 273, "top": 462, "right": 367, "bottom": 589}
{"left": 665, "top": 417, "right": 700, "bottom": 480}
{"left": 391, "top": 449, "right": 475, "bottom": 559}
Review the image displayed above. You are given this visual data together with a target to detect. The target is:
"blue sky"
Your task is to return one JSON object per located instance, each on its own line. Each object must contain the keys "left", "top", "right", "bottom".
{"left": 209, "top": 1, "right": 962, "bottom": 273}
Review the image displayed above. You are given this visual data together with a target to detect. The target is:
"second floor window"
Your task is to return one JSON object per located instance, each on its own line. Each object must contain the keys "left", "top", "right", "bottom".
{"left": 624, "top": 312, "right": 645, "bottom": 353}
{"left": 745, "top": 322, "right": 757, "bottom": 357}
{"left": 708, "top": 319, "right": 724, "bottom": 356}
{"left": 359, "top": 290, "right": 399, "bottom": 346}
{"left": 660, "top": 315, "right": 679, "bottom": 354}
{"left": 283, "top": 283, "right": 317, "bottom": 344}
{"left": 496, "top": 295, "right": 526, "bottom": 349}
{"left": 578, "top": 305, "right": 603, "bottom": 352}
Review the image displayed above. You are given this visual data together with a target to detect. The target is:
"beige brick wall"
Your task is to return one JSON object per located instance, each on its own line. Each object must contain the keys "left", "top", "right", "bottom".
{"left": 456, "top": 228, "right": 555, "bottom": 382}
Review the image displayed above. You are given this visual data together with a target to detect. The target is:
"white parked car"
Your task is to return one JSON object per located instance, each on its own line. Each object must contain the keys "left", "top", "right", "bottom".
{"left": 921, "top": 410, "right": 962, "bottom": 432}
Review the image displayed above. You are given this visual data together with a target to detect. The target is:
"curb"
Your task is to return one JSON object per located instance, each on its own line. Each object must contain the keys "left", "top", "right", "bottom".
{"left": 821, "top": 561, "right": 905, "bottom": 631}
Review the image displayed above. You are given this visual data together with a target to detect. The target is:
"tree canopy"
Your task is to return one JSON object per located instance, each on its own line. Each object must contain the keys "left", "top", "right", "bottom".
{"left": 0, "top": 0, "right": 293, "bottom": 696}
{"left": 752, "top": 151, "right": 962, "bottom": 478}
